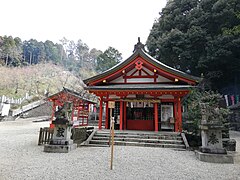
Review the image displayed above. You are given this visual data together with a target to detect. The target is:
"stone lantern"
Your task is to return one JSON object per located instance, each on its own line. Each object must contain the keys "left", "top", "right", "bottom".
{"left": 195, "top": 103, "right": 233, "bottom": 163}
{"left": 44, "top": 102, "right": 77, "bottom": 153}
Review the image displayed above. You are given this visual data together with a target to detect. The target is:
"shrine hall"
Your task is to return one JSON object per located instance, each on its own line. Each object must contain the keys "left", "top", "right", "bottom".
{"left": 84, "top": 39, "right": 200, "bottom": 132}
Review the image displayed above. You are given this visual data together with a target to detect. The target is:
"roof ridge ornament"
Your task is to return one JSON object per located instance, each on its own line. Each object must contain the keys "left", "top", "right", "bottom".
{"left": 133, "top": 37, "right": 146, "bottom": 52}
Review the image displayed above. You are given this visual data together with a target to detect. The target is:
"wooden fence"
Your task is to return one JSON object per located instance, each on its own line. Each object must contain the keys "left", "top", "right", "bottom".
{"left": 38, "top": 127, "right": 54, "bottom": 145}
{"left": 0, "top": 94, "right": 32, "bottom": 104}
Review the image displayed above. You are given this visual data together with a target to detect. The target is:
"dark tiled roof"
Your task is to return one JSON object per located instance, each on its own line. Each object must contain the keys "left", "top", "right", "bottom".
{"left": 85, "top": 84, "right": 194, "bottom": 90}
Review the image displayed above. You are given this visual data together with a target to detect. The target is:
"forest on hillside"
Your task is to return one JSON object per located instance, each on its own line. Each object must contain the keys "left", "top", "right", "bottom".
{"left": 1, "top": 0, "right": 240, "bottom": 98}
{"left": 147, "top": 0, "right": 240, "bottom": 94}
{"left": 0, "top": 36, "right": 122, "bottom": 77}
{"left": 0, "top": 37, "right": 122, "bottom": 98}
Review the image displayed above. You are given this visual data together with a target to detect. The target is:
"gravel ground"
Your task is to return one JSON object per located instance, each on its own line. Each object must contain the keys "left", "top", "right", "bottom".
{"left": 0, "top": 118, "right": 240, "bottom": 180}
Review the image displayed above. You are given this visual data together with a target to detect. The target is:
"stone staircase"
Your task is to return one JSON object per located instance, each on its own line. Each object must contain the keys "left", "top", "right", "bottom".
{"left": 87, "top": 130, "right": 186, "bottom": 149}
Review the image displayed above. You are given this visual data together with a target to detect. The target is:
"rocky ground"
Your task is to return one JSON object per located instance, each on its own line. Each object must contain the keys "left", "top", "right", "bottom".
{"left": 0, "top": 117, "right": 239, "bottom": 180}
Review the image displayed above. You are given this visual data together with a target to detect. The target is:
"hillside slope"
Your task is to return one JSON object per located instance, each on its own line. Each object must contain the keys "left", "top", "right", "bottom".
{"left": 0, "top": 63, "right": 85, "bottom": 99}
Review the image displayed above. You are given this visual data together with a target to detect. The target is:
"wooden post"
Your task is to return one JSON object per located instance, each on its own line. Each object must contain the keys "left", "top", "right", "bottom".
{"left": 38, "top": 127, "right": 43, "bottom": 145}
{"left": 108, "top": 108, "right": 113, "bottom": 146}
{"left": 110, "top": 118, "right": 115, "bottom": 170}
{"left": 107, "top": 101, "right": 115, "bottom": 170}
{"left": 120, "top": 101, "right": 123, "bottom": 130}
{"left": 154, "top": 103, "right": 158, "bottom": 132}
{"left": 99, "top": 97, "right": 103, "bottom": 130}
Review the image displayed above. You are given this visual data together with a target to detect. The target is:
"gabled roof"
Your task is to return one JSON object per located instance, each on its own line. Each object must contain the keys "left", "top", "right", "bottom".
{"left": 47, "top": 87, "right": 97, "bottom": 104}
{"left": 83, "top": 40, "right": 200, "bottom": 86}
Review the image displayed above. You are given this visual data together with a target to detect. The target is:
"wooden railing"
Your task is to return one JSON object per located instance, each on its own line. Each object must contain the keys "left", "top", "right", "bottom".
{"left": 38, "top": 127, "right": 54, "bottom": 145}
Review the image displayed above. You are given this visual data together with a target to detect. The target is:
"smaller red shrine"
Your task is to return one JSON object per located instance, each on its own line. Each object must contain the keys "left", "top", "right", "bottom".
{"left": 84, "top": 38, "right": 200, "bottom": 132}
{"left": 47, "top": 87, "right": 96, "bottom": 128}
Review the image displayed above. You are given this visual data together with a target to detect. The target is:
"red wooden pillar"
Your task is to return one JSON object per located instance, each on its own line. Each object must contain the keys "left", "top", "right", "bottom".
{"left": 174, "top": 100, "right": 178, "bottom": 132}
{"left": 154, "top": 102, "right": 158, "bottom": 132}
{"left": 124, "top": 102, "right": 127, "bottom": 130}
{"left": 177, "top": 97, "right": 182, "bottom": 132}
{"left": 99, "top": 97, "right": 103, "bottom": 130}
{"left": 105, "top": 101, "right": 109, "bottom": 129}
{"left": 120, "top": 101, "right": 123, "bottom": 130}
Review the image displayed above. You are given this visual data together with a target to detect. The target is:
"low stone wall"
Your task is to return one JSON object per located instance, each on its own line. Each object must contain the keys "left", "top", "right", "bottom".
{"left": 10, "top": 100, "right": 49, "bottom": 117}
{"left": 23, "top": 101, "right": 52, "bottom": 118}
{"left": 72, "top": 127, "right": 87, "bottom": 145}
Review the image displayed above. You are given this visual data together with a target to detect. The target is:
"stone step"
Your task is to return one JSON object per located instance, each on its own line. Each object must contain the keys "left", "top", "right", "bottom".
{"left": 89, "top": 140, "right": 185, "bottom": 149}
{"left": 88, "top": 130, "right": 186, "bottom": 149}
{"left": 92, "top": 136, "right": 183, "bottom": 144}
{"left": 94, "top": 132, "right": 179, "bottom": 137}
{"left": 96, "top": 130, "right": 181, "bottom": 136}
{"left": 94, "top": 133, "right": 182, "bottom": 140}
{"left": 85, "top": 143, "right": 110, "bottom": 147}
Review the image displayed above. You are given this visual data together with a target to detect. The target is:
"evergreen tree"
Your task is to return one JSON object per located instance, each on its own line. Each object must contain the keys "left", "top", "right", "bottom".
{"left": 147, "top": 0, "right": 240, "bottom": 93}
{"left": 96, "top": 47, "right": 122, "bottom": 72}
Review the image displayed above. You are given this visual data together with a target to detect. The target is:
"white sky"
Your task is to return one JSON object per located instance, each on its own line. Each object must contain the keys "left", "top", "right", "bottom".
{"left": 0, "top": 0, "right": 167, "bottom": 59}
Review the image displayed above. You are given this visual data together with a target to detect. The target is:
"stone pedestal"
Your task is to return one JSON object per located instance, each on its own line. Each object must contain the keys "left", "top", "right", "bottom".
{"left": 44, "top": 124, "right": 77, "bottom": 153}
{"left": 195, "top": 150, "right": 234, "bottom": 164}
{"left": 199, "top": 125, "right": 226, "bottom": 154}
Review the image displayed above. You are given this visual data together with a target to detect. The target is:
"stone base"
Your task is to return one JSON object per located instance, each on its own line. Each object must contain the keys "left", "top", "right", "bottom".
{"left": 50, "top": 139, "right": 74, "bottom": 145}
{"left": 44, "top": 143, "right": 77, "bottom": 153}
{"left": 199, "top": 147, "right": 227, "bottom": 154}
{"left": 195, "top": 150, "right": 234, "bottom": 164}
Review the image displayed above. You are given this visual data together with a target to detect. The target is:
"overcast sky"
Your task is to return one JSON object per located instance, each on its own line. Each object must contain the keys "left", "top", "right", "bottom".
{"left": 0, "top": 0, "right": 167, "bottom": 59}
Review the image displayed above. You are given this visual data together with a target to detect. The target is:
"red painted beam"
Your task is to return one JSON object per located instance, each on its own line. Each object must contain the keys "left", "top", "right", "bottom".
{"left": 125, "top": 75, "right": 155, "bottom": 79}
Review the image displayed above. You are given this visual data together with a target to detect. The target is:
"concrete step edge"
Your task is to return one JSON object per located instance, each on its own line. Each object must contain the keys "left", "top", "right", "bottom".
{"left": 89, "top": 140, "right": 185, "bottom": 148}
{"left": 92, "top": 137, "right": 183, "bottom": 144}
{"left": 94, "top": 134, "right": 182, "bottom": 140}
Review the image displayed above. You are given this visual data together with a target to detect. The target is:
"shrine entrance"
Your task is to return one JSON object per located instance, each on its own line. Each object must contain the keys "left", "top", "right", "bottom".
{"left": 105, "top": 100, "right": 175, "bottom": 131}
{"left": 126, "top": 101, "right": 155, "bottom": 131}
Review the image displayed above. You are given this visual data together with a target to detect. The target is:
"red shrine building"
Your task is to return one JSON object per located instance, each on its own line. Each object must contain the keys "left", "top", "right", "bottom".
{"left": 84, "top": 39, "right": 199, "bottom": 132}
{"left": 48, "top": 87, "right": 96, "bottom": 128}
